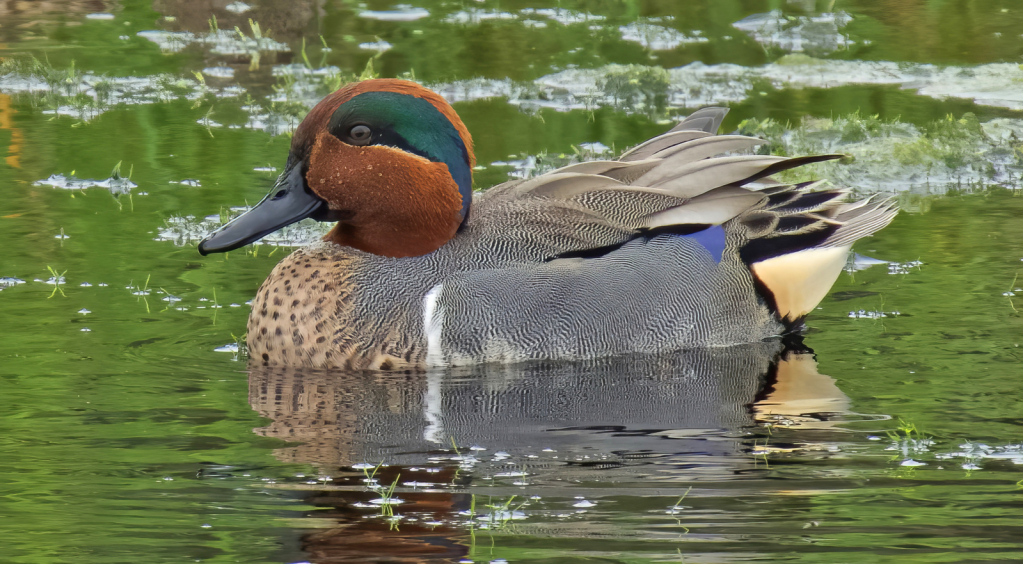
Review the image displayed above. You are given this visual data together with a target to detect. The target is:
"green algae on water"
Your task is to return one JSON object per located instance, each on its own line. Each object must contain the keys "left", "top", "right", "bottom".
{"left": 737, "top": 111, "right": 1023, "bottom": 193}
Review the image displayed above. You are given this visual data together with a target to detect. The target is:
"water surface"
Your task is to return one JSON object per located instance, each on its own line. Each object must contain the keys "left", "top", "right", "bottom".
{"left": 1, "top": 1, "right": 1022, "bottom": 562}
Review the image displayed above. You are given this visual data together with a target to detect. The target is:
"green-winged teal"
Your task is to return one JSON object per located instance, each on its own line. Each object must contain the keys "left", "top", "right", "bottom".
{"left": 199, "top": 79, "right": 897, "bottom": 370}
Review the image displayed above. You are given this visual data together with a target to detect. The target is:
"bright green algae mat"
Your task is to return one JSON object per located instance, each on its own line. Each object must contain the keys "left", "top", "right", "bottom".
{"left": 2, "top": 1, "right": 1023, "bottom": 563}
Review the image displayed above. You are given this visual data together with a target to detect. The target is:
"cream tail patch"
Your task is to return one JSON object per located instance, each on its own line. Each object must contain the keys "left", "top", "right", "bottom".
{"left": 750, "top": 245, "right": 851, "bottom": 322}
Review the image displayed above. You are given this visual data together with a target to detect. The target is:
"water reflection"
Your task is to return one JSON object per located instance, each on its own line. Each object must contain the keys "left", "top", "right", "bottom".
{"left": 249, "top": 338, "right": 851, "bottom": 561}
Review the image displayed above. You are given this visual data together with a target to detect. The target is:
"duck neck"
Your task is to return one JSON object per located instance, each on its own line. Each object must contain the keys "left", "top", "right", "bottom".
{"left": 445, "top": 149, "right": 473, "bottom": 227}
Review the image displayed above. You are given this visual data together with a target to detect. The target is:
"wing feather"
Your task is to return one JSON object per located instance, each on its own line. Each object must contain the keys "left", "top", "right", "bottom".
{"left": 471, "top": 117, "right": 892, "bottom": 273}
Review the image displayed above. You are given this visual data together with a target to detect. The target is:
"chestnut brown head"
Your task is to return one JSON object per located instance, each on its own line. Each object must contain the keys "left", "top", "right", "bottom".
{"left": 199, "top": 79, "right": 475, "bottom": 258}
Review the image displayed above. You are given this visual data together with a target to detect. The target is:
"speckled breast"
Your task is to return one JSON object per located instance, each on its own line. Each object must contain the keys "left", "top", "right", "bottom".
{"left": 246, "top": 245, "right": 427, "bottom": 370}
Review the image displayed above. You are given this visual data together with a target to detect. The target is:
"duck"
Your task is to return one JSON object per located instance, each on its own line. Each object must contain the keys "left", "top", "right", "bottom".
{"left": 198, "top": 78, "right": 897, "bottom": 371}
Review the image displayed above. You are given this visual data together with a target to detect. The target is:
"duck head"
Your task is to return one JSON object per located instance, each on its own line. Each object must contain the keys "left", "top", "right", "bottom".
{"left": 198, "top": 79, "right": 475, "bottom": 258}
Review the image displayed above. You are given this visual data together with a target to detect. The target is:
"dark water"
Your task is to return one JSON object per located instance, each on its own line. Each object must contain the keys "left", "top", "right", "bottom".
{"left": 1, "top": 1, "right": 1022, "bottom": 562}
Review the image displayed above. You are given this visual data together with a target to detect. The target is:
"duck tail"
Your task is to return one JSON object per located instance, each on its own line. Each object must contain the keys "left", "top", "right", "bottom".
{"left": 736, "top": 184, "right": 898, "bottom": 326}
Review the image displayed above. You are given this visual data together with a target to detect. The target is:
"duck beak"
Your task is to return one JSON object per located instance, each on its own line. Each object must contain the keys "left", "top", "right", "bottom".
{"left": 198, "top": 164, "right": 326, "bottom": 255}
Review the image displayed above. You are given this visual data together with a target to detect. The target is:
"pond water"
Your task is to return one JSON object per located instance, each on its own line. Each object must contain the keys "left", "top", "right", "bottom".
{"left": 2, "top": 1, "right": 1022, "bottom": 562}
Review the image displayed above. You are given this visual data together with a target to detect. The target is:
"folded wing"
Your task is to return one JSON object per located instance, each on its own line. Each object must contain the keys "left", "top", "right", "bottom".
{"left": 470, "top": 107, "right": 897, "bottom": 324}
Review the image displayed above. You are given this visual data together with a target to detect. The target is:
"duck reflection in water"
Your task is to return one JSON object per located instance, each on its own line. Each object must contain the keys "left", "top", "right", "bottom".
{"left": 247, "top": 338, "right": 849, "bottom": 562}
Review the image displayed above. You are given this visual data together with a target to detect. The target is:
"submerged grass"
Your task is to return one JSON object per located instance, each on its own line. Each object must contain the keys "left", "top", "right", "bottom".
{"left": 45, "top": 266, "right": 66, "bottom": 298}
{"left": 359, "top": 462, "right": 402, "bottom": 527}
{"left": 668, "top": 486, "right": 693, "bottom": 534}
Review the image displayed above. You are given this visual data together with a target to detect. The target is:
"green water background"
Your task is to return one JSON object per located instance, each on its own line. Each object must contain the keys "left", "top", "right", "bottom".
{"left": 1, "top": 1, "right": 1022, "bottom": 562}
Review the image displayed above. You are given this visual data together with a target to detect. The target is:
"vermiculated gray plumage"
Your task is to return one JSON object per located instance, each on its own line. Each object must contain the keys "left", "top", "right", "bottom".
{"left": 247, "top": 108, "right": 897, "bottom": 369}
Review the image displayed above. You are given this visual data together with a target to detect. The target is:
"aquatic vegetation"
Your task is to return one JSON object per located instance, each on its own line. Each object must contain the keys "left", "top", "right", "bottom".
{"left": 157, "top": 212, "right": 328, "bottom": 249}
{"left": 261, "top": 59, "right": 386, "bottom": 134}
{"left": 156, "top": 215, "right": 225, "bottom": 247}
{"left": 738, "top": 112, "right": 1023, "bottom": 192}
{"left": 0, "top": 57, "right": 204, "bottom": 122}
{"left": 4, "top": 3, "right": 1023, "bottom": 561}
{"left": 476, "top": 496, "right": 529, "bottom": 530}
{"left": 45, "top": 266, "right": 67, "bottom": 298}
{"left": 496, "top": 142, "right": 617, "bottom": 180}
{"left": 517, "top": 58, "right": 1023, "bottom": 115}
{"left": 879, "top": 419, "right": 1023, "bottom": 472}
{"left": 137, "top": 19, "right": 289, "bottom": 59}
{"left": 489, "top": 110, "right": 1018, "bottom": 196}
{"left": 355, "top": 463, "right": 404, "bottom": 526}
{"left": 885, "top": 420, "right": 934, "bottom": 464}
{"left": 666, "top": 486, "right": 693, "bottom": 534}
{"left": 34, "top": 161, "right": 137, "bottom": 194}
{"left": 5, "top": 50, "right": 1021, "bottom": 146}
{"left": 934, "top": 442, "right": 1023, "bottom": 468}
{"left": 600, "top": 65, "right": 671, "bottom": 117}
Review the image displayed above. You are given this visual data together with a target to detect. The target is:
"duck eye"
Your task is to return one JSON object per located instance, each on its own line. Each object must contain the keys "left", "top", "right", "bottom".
{"left": 349, "top": 124, "right": 372, "bottom": 144}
